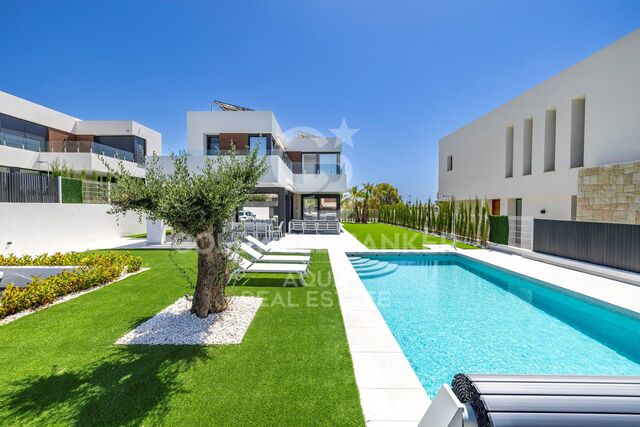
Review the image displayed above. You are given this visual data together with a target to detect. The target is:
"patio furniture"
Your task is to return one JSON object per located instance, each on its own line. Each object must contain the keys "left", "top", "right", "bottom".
{"left": 228, "top": 253, "right": 308, "bottom": 286}
{"left": 271, "top": 221, "right": 284, "bottom": 240}
{"left": 289, "top": 221, "right": 304, "bottom": 233}
{"left": 288, "top": 220, "right": 340, "bottom": 234}
{"left": 303, "top": 221, "right": 317, "bottom": 234}
{"left": 240, "top": 243, "right": 310, "bottom": 264}
{"left": 245, "top": 235, "right": 311, "bottom": 255}
{"left": 255, "top": 222, "right": 270, "bottom": 240}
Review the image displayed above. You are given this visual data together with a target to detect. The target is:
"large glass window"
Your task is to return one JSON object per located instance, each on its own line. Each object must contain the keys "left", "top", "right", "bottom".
{"left": 319, "top": 153, "right": 340, "bottom": 175}
{"left": 133, "top": 136, "right": 146, "bottom": 164}
{"left": 302, "top": 153, "right": 318, "bottom": 174}
{"left": 303, "top": 196, "right": 318, "bottom": 220}
{"left": 249, "top": 134, "right": 269, "bottom": 156}
{"left": 206, "top": 135, "right": 219, "bottom": 155}
{"left": 319, "top": 196, "right": 339, "bottom": 220}
{"left": 302, "top": 195, "right": 340, "bottom": 220}
{"left": 0, "top": 113, "right": 47, "bottom": 152}
{"left": 94, "top": 135, "right": 143, "bottom": 163}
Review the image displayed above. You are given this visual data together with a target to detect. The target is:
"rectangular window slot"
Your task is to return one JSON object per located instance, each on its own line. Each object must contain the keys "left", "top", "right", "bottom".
{"left": 523, "top": 118, "right": 533, "bottom": 176}
{"left": 570, "top": 98, "right": 586, "bottom": 168}
{"left": 544, "top": 109, "right": 556, "bottom": 172}
{"left": 505, "top": 126, "right": 514, "bottom": 178}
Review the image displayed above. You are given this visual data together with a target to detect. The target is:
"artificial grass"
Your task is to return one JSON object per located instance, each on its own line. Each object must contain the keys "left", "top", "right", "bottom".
{"left": 0, "top": 250, "right": 364, "bottom": 426}
{"left": 126, "top": 230, "right": 172, "bottom": 239}
{"left": 343, "top": 222, "right": 477, "bottom": 249}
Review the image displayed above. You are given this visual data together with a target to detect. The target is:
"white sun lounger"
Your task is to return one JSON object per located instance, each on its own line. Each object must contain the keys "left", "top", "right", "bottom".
{"left": 228, "top": 253, "right": 308, "bottom": 286}
{"left": 240, "top": 243, "right": 310, "bottom": 264}
{"left": 245, "top": 235, "right": 311, "bottom": 255}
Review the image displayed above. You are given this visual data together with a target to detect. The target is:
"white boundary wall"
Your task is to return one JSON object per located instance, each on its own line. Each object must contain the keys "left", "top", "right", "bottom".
{"left": 0, "top": 203, "right": 144, "bottom": 255}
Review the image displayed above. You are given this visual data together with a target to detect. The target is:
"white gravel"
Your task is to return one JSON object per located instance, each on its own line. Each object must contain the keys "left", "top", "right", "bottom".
{"left": 116, "top": 296, "right": 262, "bottom": 345}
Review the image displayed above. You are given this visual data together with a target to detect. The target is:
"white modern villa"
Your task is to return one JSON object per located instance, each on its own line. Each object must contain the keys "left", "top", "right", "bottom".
{"left": 438, "top": 29, "right": 640, "bottom": 224}
{"left": 157, "top": 101, "right": 347, "bottom": 225}
{"left": 0, "top": 91, "right": 162, "bottom": 178}
{"left": 0, "top": 92, "right": 162, "bottom": 254}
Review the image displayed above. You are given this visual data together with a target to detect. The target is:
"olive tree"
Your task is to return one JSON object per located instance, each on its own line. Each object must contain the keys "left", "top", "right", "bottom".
{"left": 107, "top": 149, "right": 267, "bottom": 318}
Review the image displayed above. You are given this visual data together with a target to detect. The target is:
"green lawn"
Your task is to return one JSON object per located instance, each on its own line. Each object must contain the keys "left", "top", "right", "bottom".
{"left": 0, "top": 250, "right": 364, "bottom": 426}
{"left": 343, "top": 222, "right": 477, "bottom": 249}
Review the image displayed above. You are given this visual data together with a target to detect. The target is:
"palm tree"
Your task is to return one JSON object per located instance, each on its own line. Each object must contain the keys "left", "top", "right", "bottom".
{"left": 360, "top": 183, "right": 376, "bottom": 223}
{"left": 344, "top": 185, "right": 363, "bottom": 222}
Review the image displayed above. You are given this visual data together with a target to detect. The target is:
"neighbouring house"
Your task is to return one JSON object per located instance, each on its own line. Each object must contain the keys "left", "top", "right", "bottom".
{"left": 0, "top": 91, "right": 162, "bottom": 179}
{"left": 156, "top": 101, "right": 347, "bottom": 225}
{"left": 438, "top": 29, "right": 640, "bottom": 224}
{"left": 0, "top": 91, "right": 162, "bottom": 254}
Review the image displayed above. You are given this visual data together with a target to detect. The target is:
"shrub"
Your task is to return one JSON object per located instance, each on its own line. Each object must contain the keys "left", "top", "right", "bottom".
{"left": 488, "top": 215, "right": 509, "bottom": 245}
{"left": 0, "top": 251, "right": 142, "bottom": 318}
{"left": 61, "top": 178, "right": 83, "bottom": 203}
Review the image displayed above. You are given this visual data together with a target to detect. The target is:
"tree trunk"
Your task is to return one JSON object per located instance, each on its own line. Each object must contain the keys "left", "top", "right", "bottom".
{"left": 191, "top": 227, "right": 229, "bottom": 318}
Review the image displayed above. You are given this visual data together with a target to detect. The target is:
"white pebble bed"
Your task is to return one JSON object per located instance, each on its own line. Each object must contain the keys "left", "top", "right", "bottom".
{"left": 116, "top": 296, "right": 262, "bottom": 345}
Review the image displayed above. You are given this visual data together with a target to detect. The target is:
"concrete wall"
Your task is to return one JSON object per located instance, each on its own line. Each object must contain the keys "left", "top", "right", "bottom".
{"left": 0, "top": 203, "right": 145, "bottom": 255}
{"left": 439, "top": 29, "right": 640, "bottom": 220}
{"left": 577, "top": 161, "right": 640, "bottom": 224}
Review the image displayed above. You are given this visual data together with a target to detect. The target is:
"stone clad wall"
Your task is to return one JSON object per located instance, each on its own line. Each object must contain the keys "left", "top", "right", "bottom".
{"left": 577, "top": 161, "right": 640, "bottom": 224}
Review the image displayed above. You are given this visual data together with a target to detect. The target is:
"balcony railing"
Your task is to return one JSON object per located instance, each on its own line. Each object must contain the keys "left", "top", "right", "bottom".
{"left": 182, "top": 149, "right": 344, "bottom": 176}
{"left": 47, "top": 141, "right": 138, "bottom": 164}
{"left": 1, "top": 131, "right": 47, "bottom": 152}
{"left": 291, "top": 162, "right": 343, "bottom": 175}
{"left": 1, "top": 134, "right": 143, "bottom": 165}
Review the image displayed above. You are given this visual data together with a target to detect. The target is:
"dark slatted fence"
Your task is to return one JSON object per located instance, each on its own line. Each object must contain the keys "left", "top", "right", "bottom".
{"left": 0, "top": 171, "right": 59, "bottom": 203}
{"left": 533, "top": 219, "right": 640, "bottom": 273}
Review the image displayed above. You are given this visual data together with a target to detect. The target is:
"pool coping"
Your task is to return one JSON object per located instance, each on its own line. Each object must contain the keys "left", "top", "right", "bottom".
{"left": 328, "top": 249, "right": 430, "bottom": 426}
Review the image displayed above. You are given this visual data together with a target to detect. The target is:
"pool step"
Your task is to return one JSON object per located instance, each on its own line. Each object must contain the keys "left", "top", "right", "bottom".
{"left": 351, "top": 259, "right": 378, "bottom": 268}
{"left": 353, "top": 261, "right": 390, "bottom": 274}
{"left": 358, "top": 263, "right": 399, "bottom": 279}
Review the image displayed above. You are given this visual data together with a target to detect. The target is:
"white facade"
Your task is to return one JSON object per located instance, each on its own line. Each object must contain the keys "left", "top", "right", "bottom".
{"left": 0, "top": 91, "right": 161, "bottom": 178}
{"left": 159, "top": 108, "right": 347, "bottom": 222}
{"left": 438, "top": 29, "right": 640, "bottom": 220}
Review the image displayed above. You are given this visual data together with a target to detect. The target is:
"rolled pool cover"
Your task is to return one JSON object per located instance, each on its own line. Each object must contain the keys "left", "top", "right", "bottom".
{"left": 451, "top": 373, "right": 640, "bottom": 427}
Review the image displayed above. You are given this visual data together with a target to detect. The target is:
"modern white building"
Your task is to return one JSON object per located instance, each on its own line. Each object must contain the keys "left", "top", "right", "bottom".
{"left": 157, "top": 101, "right": 347, "bottom": 224}
{"left": 0, "top": 91, "right": 162, "bottom": 178}
{"left": 438, "top": 29, "right": 640, "bottom": 224}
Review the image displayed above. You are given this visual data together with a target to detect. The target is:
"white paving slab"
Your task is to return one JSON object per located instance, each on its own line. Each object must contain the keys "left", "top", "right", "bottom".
{"left": 329, "top": 249, "right": 430, "bottom": 426}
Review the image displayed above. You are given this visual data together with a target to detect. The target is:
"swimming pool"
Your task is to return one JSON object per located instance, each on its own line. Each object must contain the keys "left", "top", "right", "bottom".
{"left": 349, "top": 253, "right": 640, "bottom": 397}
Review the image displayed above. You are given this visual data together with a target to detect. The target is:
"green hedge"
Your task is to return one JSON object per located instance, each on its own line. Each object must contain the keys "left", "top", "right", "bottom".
{"left": 61, "top": 178, "right": 83, "bottom": 203}
{"left": 488, "top": 215, "right": 509, "bottom": 245}
{"left": 0, "top": 252, "right": 143, "bottom": 318}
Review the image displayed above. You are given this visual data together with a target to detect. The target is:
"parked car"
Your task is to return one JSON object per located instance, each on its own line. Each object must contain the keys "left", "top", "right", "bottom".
{"left": 238, "top": 210, "right": 257, "bottom": 221}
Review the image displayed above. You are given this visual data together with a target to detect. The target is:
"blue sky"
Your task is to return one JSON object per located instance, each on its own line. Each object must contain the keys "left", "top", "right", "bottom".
{"left": 2, "top": 0, "right": 639, "bottom": 200}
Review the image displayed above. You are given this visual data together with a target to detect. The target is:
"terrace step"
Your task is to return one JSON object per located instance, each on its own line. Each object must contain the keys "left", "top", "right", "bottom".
{"left": 348, "top": 256, "right": 362, "bottom": 262}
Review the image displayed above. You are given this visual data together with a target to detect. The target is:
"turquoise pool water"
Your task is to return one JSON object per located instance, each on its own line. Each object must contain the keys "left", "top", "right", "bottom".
{"left": 349, "top": 253, "right": 640, "bottom": 397}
